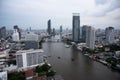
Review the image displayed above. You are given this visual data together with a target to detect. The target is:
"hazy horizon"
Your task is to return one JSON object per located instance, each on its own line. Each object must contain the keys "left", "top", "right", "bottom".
{"left": 0, "top": 0, "right": 120, "bottom": 29}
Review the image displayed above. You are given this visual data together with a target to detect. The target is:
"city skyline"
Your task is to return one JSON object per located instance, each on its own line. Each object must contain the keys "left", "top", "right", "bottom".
{"left": 0, "top": 0, "right": 120, "bottom": 29}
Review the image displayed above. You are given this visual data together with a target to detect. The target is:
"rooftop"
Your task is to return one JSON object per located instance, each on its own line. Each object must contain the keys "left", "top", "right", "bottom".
{"left": 16, "top": 49, "right": 44, "bottom": 55}
{"left": 73, "top": 13, "right": 80, "bottom": 16}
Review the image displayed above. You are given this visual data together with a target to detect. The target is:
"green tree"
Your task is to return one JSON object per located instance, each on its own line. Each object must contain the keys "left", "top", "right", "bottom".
{"left": 8, "top": 60, "right": 16, "bottom": 66}
{"left": 39, "top": 71, "right": 47, "bottom": 76}
{"left": 35, "top": 63, "right": 56, "bottom": 77}
{"left": 41, "top": 64, "right": 51, "bottom": 72}
{"left": 47, "top": 70, "right": 56, "bottom": 77}
{"left": 106, "top": 57, "right": 117, "bottom": 66}
{"left": 8, "top": 72, "right": 25, "bottom": 80}
{"left": 35, "top": 64, "right": 51, "bottom": 73}
{"left": 103, "top": 44, "right": 120, "bottom": 52}
{"left": 39, "top": 40, "right": 42, "bottom": 49}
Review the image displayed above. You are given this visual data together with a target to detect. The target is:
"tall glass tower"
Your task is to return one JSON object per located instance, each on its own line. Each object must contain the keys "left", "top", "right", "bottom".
{"left": 72, "top": 13, "right": 80, "bottom": 42}
{"left": 47, "top": 19, "right": 51, "bottom": 35}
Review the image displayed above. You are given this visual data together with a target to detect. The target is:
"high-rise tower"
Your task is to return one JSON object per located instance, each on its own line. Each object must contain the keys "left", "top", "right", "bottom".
{"left": 72, "top": 13, "right": 80, "bottom": 42}
{"left": 105, "top": 27, "right": 115, "bottom": 44}
{"left": 82, "top": 25, "right": 88, "bottom": 43}
{"left": 47, "top": 19, "right": 51, "bottom": 35}
{"left": 86, "top": 26, "right": 95, "bottom": 49}
{"left": 0, "top": 26, "right": 6, "bottom": 39}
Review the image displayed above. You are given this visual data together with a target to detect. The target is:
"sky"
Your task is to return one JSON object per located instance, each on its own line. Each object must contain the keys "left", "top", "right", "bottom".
{"left": 0, "top": 0, "right": 120, "bottom": 30}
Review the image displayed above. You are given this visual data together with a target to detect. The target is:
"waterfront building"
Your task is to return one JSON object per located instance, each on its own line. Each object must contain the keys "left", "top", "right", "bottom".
{"left": 16, "top": 49, "right": 44, "bottom": 70}
{"left": 24, "top": 41, "right": 39, "bottom": 49}
{"left": 47, "top": 19, "right": 51, "bottom": 35}
{"left": 86, "top": 26, "right": 95, "bottom": 49}
{"left": 72, "top": 13, "right": 80, "bottom": 42}
{"left": 81, "top": 25, "right": 88, "bottom": 42}
{"left": 21, "top": 32, "right": 39, "bottom": 41}
{"left": 21, "top": 31, "right": 39, "bottom": 49}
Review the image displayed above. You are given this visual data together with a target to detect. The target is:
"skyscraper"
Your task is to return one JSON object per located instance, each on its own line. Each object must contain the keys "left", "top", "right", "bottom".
{"left": 60, "top": 25, "right": 62, "bottom": 33}
{"left": 13, "top": 25, "right": 21, "bottom": 39}
{"left": 12, "top": 28, "right": 20, "bottom": 41}
{"left": 72, "top": 13, "right": 80, "bottom": 42}
{"left": 82, "top": 25, "right": 88, "bottom": 43}
{"left": 86, "top": 26, "right": 95, "bottom": 49}
{"left": 47, "top": 19, "right": 51, "bottom": 35}
{"left": 0, "top": 26, "right": 6, "bottom": 39}
{"left": 52, "top": 28, "right": 56, "bottom": 36}
{"left": 105, "top": 27, "right": 115, "bottom": 44}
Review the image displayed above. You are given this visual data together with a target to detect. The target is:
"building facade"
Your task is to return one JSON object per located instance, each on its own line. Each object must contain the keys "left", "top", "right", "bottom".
{"left": 72, "top": 13, "right": 80, "bottom": 42}
{"left": 0, "top": 71, "right": 7, "bottom": 80}
{"left": 14, "top": 25, "right": 21, "bottom": 39}
{"left": 47, "top": 19, "right": 51, "bottom": 35}
{"left": 16, "top": 49, "right": 44, "bottom": 69}
{"left": 82, "top": 25, "right": 88, "bottom": 43}
{"left": 60, "top": 25, "right": 62, "bottom": 33}
{"left": 21, "top": 31, "right": 39, "bottom": 49}
{"left": 21, "top": 32, "right": 39, "bottom": 41}
{"left": 12, "top": 29, "right": 20, "bottom": 41}
{"left": 0, "top": 26, "right": 6, "bottom": 39}
{"left": 52, "top": 28, "right": 56, "bottom": 36}
{"left": 86, "top": 26, "right": 95, "bottom": 49}
{"left": 105, "top": 27, "right": 115, "bottom": 44}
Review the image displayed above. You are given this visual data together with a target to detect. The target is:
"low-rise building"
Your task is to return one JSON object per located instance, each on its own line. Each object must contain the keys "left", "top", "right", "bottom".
{"left": 0, "top": 71, "right": 7, "bottom": 80}
{"left": 115, "top": 51, "right": 120, "bottom": 59}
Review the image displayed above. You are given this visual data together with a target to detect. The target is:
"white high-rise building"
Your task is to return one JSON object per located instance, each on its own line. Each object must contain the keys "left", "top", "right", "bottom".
{"left": 105, "top": 27, "right": 115, "bottom": 44}
{"left": 12, "top": 29, "right": 20, "bottom": 41}
{"left": 16, "top": 49, "right": 44, "bottom": 70}
{"left": 86, "top": 26, "right": 95, "bottom": 49}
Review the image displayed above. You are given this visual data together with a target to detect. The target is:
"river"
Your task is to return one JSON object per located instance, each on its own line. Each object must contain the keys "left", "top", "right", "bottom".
{"left": 43, "top": 39, "right": 120, "bottom": 80}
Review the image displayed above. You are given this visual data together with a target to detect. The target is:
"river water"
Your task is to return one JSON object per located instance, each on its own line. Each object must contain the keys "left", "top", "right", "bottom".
{"left": 43, "top": 41, "right": 120, "bottom": 80}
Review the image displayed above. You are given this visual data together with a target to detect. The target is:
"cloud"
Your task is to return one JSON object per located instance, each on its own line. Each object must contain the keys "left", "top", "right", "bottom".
{"left": 0, "top": 0, "right": 120, "bottom": 29}
{"left": 106, "top": 0, "right": 120, "bottom": 12}
{"left": 82, "top": 8, "right": 120, "bottom": 29}
{"left": 88, "top": 0, "right": 120, "bottom": 17}
{"left": 106, "top": 8, "right": 120, "bottom": 21}
{"left": 95, "top": 0, "right": 108, "bottom": 5}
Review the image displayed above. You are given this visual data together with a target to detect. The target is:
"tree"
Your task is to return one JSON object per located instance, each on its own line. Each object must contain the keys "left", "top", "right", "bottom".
{"left": 106, "top": 57, "right": 117, "bottom": 66}
{"left": 39, "top": 40, "right": 42, "bottom": 49}
{"left": 8, "top": 59, "right": 16, "bottom": 66}
{"left": 84, "top": 48, "right": 96, "bottom": 54}
{"left": 8, "top": 72, "right": 25, "bottom": 80}
{"left": 41, "top": 64, "right": 51, "bottom": 72}
{"left": 35, "top": 64, "right": 51, "bottom": 73}
{"left": 39, "top": 71, "right": 47, "bottom": 76}
{"left": 103, "top": 44, "right": 120, "bottom": 52}
{"left": 47, "top": 70, "right": 56, "bottom": 77}
{"left": 35, "top": 63, "right": 56, "bottom": 77}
